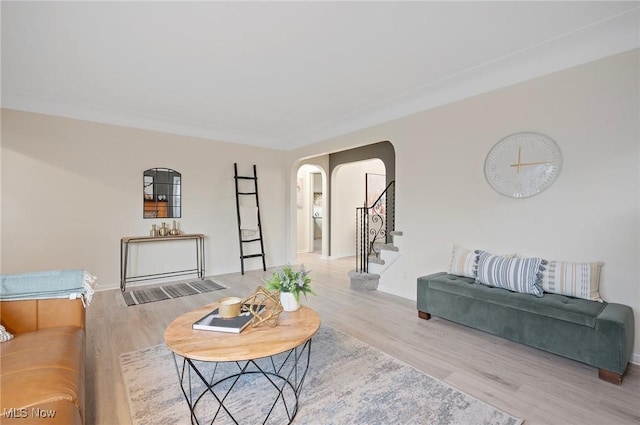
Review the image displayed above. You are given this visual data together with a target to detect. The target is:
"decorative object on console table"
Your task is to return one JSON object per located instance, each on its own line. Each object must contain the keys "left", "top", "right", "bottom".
{"left": 169, "top": 220, "right": 180, "bottom": 235}
{"left": 158, "top": 222, "right": 169, "bottom": 236}
{"left": 264, "top": 264, "right": 315, "bottom": 312}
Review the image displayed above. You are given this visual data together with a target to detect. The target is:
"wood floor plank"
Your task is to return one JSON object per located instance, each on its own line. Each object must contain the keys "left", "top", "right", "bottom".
{"left": 86, "top": 254, "right": 640, "bottom": 425}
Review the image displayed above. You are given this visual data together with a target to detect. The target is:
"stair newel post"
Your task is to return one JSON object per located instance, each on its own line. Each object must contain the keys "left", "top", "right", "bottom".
{"left": 356, "top": 207, "right": 360, "bottom": 273}
{"left": 356, "top": 204, "right": 368, "bottom": 274}
{"left": 363, "top": 202, "right": 369, "bottom": 273}
{"left": 357, "top": 206, "right": 362, "bottom": 273}
{"left": 386, "top": 183, "right": 392, "bottom": 244}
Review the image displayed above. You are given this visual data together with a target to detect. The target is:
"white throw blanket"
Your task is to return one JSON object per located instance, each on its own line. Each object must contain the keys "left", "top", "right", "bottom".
{"left": 0, "top": 269, "right": 97, "bottom": 307}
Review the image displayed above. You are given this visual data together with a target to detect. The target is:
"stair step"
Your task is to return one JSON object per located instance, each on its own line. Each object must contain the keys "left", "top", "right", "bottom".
{"left": 368, "top": 255, "right": 385, "bottom": 265}
{"left": 389, "top": 231, "right": 403, "bottom": 236}
{"left": 373, "top": 242, "right": 399, "bottom": 252}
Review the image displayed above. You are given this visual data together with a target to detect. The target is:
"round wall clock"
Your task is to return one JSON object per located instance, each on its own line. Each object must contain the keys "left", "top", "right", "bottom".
{"left": 484, "top": 132, "right": 562, "bottom": 198}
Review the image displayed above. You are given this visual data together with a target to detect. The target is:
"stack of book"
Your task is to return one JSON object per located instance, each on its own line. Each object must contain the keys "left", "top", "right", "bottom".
{"left": 192, "top": 304, "right": 265, "bottom": 333}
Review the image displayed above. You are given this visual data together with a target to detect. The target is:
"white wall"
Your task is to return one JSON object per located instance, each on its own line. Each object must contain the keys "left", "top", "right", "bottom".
{"left": 1, "top": 110, "right": 288, "bottom": 289}
{"left": 331, "top": 159, "right": 385, "bottom": 258}
{"left": 287, "top": 50, "right": 640, "bottom": 359}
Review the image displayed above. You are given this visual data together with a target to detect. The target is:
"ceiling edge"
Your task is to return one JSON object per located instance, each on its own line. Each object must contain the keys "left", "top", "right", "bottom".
{"left": 284, "top": 7, "right": 640, "bottom": 149}
{"left": 0, "top": 93, "right": 282, "bottom": 149}
{"left": 2, "top": 7, "right": 638, "bottom": 151}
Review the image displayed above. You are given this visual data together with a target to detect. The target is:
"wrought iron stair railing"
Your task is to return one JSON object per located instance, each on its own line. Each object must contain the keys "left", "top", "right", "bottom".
{"left": 355, "top": 180, "right": 395, "bottom": 273}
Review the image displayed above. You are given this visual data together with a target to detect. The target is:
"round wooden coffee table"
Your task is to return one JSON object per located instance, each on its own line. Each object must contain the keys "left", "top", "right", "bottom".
{"left": 165, "top": 303, "right": 321, "bottom": 424}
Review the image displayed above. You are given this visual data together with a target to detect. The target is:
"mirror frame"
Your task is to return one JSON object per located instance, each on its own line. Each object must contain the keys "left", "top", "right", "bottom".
{"left": 143, "top": 168, "right": 181, "bottom": 219}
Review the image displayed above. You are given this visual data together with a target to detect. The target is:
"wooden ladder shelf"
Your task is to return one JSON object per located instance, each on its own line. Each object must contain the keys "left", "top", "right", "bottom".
{"left": 233, "top": 163, "right": 266, "bottom": 275}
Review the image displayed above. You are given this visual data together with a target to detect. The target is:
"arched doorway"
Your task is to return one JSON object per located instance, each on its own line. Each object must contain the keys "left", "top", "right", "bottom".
{"left": 289, "top": 141, "right": 395, "bottom": 264}
{"left": 330, "top": 159, "right": 385, "bottom": 258}
{"left": 295, "top": 164, "right": 328, "bottom": 258}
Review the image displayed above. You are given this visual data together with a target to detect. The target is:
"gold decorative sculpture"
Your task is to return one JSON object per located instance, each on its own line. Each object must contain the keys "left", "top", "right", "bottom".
{"left": 240, "top": 286, "right": 283, "bottom": 328}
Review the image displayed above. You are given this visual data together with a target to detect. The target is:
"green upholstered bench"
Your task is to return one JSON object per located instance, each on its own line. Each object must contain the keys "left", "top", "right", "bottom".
{"left": 417, "top": 272, "right": 635, "bottom": 384}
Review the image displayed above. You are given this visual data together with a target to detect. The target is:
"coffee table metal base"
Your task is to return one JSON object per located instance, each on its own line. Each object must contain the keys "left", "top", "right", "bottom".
{"left": 172, "top": 339, "right": 312, "bottom": 425}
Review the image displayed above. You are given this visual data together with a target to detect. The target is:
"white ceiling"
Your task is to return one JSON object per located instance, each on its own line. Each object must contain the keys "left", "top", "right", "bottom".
{"left": 2, "top": 1, "right": 639, "bottom": 150}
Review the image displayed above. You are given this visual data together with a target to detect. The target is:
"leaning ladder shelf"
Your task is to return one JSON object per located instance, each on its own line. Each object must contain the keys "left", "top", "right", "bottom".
{"left": 234, "top": 163, "right": 267, "bottom": 275}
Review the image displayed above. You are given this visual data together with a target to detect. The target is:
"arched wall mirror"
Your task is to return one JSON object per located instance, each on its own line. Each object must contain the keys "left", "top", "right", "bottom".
{"left": 143, "top": 168, "right": 181, "bottom": 218}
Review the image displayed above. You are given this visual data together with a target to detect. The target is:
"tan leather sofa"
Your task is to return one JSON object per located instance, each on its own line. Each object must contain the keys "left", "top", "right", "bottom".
{"left": 1, "top": 298, "right": 86, "bottom": 424}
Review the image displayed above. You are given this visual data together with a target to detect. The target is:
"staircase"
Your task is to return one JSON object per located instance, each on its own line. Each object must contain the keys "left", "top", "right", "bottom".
{"left": 350, "top": 181, "right": 401, "bottom": 290}
{"left": 367, "top": 231, "right": 403, "bottom": 275}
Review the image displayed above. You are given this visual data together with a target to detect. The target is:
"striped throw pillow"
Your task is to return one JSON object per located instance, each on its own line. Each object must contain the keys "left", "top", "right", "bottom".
{"left": 475, "top": 251, "right": 545, "bottom": 297}
{"left": 542, "top": 261, "right": 603, "bottom": 302}
{"left": 448, "top": 245, "right": 477, "bottom": 278}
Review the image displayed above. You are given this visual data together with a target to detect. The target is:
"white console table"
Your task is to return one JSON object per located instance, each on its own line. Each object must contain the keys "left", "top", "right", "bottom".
{"left": 120, "top": 233, "right": 205, "bottom": 292}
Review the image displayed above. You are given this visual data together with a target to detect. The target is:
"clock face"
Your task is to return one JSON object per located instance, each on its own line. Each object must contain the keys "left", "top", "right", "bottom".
{"left": 484, "top": 132, "right": 562, "bottom": 198}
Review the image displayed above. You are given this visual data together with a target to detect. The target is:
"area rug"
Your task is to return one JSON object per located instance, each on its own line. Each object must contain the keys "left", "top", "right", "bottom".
{"left": 120, "top": 325, "right": 523, "bottom": 425}
{"left": 121, "top": 279, "right": 225, "bottom": 306}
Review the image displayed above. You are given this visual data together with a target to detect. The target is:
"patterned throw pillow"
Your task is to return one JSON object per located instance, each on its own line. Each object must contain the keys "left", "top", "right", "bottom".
{"left": 0, "top": 325, "right": 14, "bottom": 342}
{"left": 542, "top": 261, "right": 603, "bottom": 302}
{"left": 475, "top": 251, "right": 545, "bottom": 297}
{"left": 448, "top": 245, "right": 477, "bottom": 278}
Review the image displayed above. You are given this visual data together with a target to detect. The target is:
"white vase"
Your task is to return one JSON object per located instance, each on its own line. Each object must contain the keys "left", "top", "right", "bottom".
{"left": 280, "top": 292, "right": 300, "bottom": 312}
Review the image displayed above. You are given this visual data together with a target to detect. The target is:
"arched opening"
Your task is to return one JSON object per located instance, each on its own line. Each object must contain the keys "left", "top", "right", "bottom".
{"left": 296, "top": 164, "right": 327, "bottom": 256}
{"left": 289, "top": 141, "right": 395, "bottom": 266}
{"left": 330, "top": 159, "right": 385, "bottom": 258}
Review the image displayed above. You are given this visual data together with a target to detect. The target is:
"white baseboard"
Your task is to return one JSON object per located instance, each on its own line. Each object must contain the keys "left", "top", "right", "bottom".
{"left": 631, "top": 353, "right": 640, "bottom": 366}
{"left": 95, "top": 283, "right": 119, "bottom": 292}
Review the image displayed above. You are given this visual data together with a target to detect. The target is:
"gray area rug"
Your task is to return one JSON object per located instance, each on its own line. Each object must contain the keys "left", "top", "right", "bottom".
{"left": 121, "top": 279, "right": 225, "bottom": 306}
{"left": 120, "top": 325, "right": 523, "bottom": 425}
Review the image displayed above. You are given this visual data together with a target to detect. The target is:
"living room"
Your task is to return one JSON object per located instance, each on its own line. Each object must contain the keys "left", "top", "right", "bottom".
{"left": 2, "top": 2, "right": 639, "bottom": 424}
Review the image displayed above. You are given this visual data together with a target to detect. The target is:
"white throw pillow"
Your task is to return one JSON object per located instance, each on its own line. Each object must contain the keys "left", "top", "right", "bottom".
{"left": 448, "top": 245, "right": 478, "bottom": 278}
{"left": 541, "top": 261, "right": 604, "bottom": 302}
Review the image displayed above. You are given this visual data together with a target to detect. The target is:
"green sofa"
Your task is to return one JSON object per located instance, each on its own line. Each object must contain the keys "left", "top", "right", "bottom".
{"left": 417, "top": 272, "right": 634, "bottom": 384}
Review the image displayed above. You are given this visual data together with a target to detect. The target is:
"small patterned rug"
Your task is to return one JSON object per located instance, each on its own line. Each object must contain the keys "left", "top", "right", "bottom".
{"left": 121, "top": 279, "right": 225, "bottom": 306}
{"left": 120, "top": 325, "right": 523, "bottom": 425}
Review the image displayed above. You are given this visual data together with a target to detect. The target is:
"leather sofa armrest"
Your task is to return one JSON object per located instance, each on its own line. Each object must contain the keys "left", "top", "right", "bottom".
{"left": 0, "top": 298, "right": 86, "bottom": 334}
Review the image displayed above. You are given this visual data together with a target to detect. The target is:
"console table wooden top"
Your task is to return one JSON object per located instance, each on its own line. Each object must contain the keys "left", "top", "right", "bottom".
{"left": 121, "top": 233, "right": 205, "bottom": 243}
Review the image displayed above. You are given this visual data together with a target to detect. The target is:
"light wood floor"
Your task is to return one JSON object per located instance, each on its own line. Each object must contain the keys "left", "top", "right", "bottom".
{"left": 87, "top": 253, "right": 640, "bottom": 425}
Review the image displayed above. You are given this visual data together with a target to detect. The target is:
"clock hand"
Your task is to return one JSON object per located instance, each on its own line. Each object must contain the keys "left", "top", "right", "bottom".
{"left": 510, "top": 160, "right": 555, "bottom": 168}
{"left": 516, "top": 147, "right": 522, "bottom": 173}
